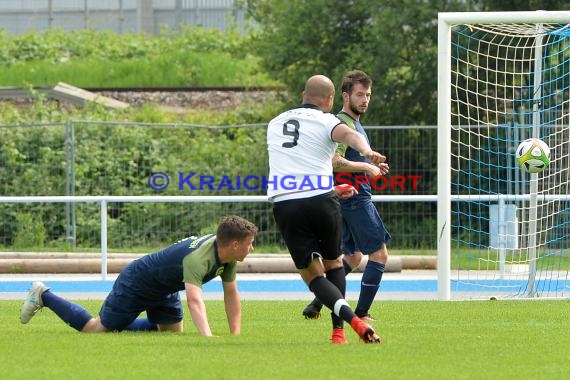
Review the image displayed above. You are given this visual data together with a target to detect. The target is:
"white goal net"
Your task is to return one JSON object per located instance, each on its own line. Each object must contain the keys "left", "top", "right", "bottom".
{"left": 438, "top": 11, "right": 570, "bottom": 300}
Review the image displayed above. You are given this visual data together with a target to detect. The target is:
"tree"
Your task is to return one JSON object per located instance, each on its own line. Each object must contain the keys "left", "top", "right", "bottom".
{"left": 246, "top": 0, "right": 570, "bottom": 124}
{"left": 246, "top": 0, "right": 475, "bottom": 125}
{"left": 246, "top": 0, "right": 374, "bottom": 97}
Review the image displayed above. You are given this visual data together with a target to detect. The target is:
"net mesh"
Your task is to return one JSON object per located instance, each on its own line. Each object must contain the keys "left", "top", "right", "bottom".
{"left": 450, "top": 22, "right": 570, "bottom": 298}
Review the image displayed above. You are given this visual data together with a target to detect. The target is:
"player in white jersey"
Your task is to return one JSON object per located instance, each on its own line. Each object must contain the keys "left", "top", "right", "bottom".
{"left": 302, "top": 70, "right": 390, "bottom": 323}
{"left": 267, "top": 107, "right": 341, "bottom": 201}
{"left": 267, "top": 74, "right": 385, "bottom": 344}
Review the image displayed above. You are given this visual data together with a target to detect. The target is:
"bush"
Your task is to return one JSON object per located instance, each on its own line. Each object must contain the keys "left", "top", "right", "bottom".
{"left": 0, "top": 95, "right": 283, "bottom": 250}
{"left": 13, "top": 212, "right": 46, "bottom": 249}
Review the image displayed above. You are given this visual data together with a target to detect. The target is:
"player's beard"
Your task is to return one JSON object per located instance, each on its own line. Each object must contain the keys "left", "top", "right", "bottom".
{"left": 349, "top": 102, "right": 367, "bottom": 116}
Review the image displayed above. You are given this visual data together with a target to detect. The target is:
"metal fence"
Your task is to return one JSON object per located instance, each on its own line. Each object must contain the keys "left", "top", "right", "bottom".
{"left": 0, "top": 0, "right": 249, "bottom": 35}
{"left": 0, "top": 121, "right": 439, "bottom": 252}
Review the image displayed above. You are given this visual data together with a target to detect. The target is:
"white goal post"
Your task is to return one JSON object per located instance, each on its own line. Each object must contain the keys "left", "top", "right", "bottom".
{"left": 438, "top": 11, "right": 570, "bottom": 300}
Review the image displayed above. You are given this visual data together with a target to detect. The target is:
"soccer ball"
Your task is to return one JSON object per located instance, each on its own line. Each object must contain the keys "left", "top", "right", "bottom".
{"left": 515, "top": 138, "right": 551, "bottom": 173}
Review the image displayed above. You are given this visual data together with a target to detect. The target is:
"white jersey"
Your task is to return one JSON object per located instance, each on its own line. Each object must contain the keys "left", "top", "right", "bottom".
{"left": 267, "top": 104, "right": 342, "bottom": 201}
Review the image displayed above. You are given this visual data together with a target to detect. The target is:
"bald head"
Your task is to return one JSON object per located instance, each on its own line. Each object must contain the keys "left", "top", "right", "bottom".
{"left": 302, "top": 75, "right": 335, "bottom": 111}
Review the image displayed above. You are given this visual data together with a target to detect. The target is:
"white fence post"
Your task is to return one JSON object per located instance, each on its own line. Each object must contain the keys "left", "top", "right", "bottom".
{"left": 100, "top": 199, "right": 108, "bottom": 281}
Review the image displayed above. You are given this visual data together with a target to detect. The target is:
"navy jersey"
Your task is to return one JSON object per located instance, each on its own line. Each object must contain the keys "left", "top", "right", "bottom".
{"left": 335, "top": 111, "right": 373, "bottom": 203}
{"left": 122, "top": 234, "right": 236, "bottom": 300}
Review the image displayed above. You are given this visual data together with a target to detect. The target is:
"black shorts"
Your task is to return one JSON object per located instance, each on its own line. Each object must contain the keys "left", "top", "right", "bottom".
{"left": 273, "top": 191, "right": 342, "bottom": 269}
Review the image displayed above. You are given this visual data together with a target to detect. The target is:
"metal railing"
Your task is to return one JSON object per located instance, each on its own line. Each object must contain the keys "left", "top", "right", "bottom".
{"left": 0, "top": 194, "right": 439, "bottom": 280}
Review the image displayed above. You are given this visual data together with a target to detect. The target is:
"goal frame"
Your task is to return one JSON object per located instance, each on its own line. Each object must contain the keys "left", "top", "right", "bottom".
{"left": 437, "top": 11, "right": 570, "bottom": 300}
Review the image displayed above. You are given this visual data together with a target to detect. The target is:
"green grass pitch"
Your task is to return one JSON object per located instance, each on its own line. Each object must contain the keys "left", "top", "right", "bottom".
{"left": 1, "top": 300, "right": 569, "bottom": 379}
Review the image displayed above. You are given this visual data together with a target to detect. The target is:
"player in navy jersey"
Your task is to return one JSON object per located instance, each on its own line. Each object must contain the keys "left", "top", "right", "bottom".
{"left": 302, "top": 70, "right": 391, "bottom": 322}
{"left": 267, "top": 74, "right": 387, "bottom": 344}
{"left": 20, "top": 215, "right": 257, "bottom": 337}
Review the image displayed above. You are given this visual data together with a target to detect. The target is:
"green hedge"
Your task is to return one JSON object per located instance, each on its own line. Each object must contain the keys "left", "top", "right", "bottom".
{"left": 0, "top": 26, "right": 279, "bottom": 88}
{"left": 0, "top": 121, "right": 279, "bottom": 249}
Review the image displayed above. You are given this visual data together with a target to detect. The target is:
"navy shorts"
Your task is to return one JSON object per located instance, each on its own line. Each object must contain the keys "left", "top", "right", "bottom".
{"left": 341, "top": 199, "right": 391, "bottom": 255}
{"left": 273, "top": 191, "right": 342, "bottom": 269}
{"left": 99, "top": 266, "right": 184, "bottom": 331}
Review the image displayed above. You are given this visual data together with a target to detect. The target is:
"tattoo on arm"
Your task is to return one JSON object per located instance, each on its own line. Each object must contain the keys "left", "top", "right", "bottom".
{"left": 332, "top": 155, "right": 353, "bottom": 170}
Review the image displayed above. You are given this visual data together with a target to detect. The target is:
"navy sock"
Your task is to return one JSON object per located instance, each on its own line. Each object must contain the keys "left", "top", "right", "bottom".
{"left": 41, "top": 290, "right": 93, "bottom": 331}
{"left": 355, "top": 261, "right": 385, "bottom": 316}
{"left": 308, "top": 276, "right": 355, "bottom": 324}
{"left": 125, "top": 318, "right": 158, "bottom": 331}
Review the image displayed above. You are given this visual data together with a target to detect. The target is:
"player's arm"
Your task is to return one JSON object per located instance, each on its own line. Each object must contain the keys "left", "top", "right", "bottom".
{"left": 331, "top": 123, "right": 386, "bottom": 165}
{"left": 332, "top": 153, "right": 387, "bottom": 177}
{"left": 222, "top": 280, "right": 241, "bottom": 335}
{"left": 331, "top": 123, "right": 389, "bottom": 174}
{"left": 184, "top": 282, "right": 213, "bottom": 336}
